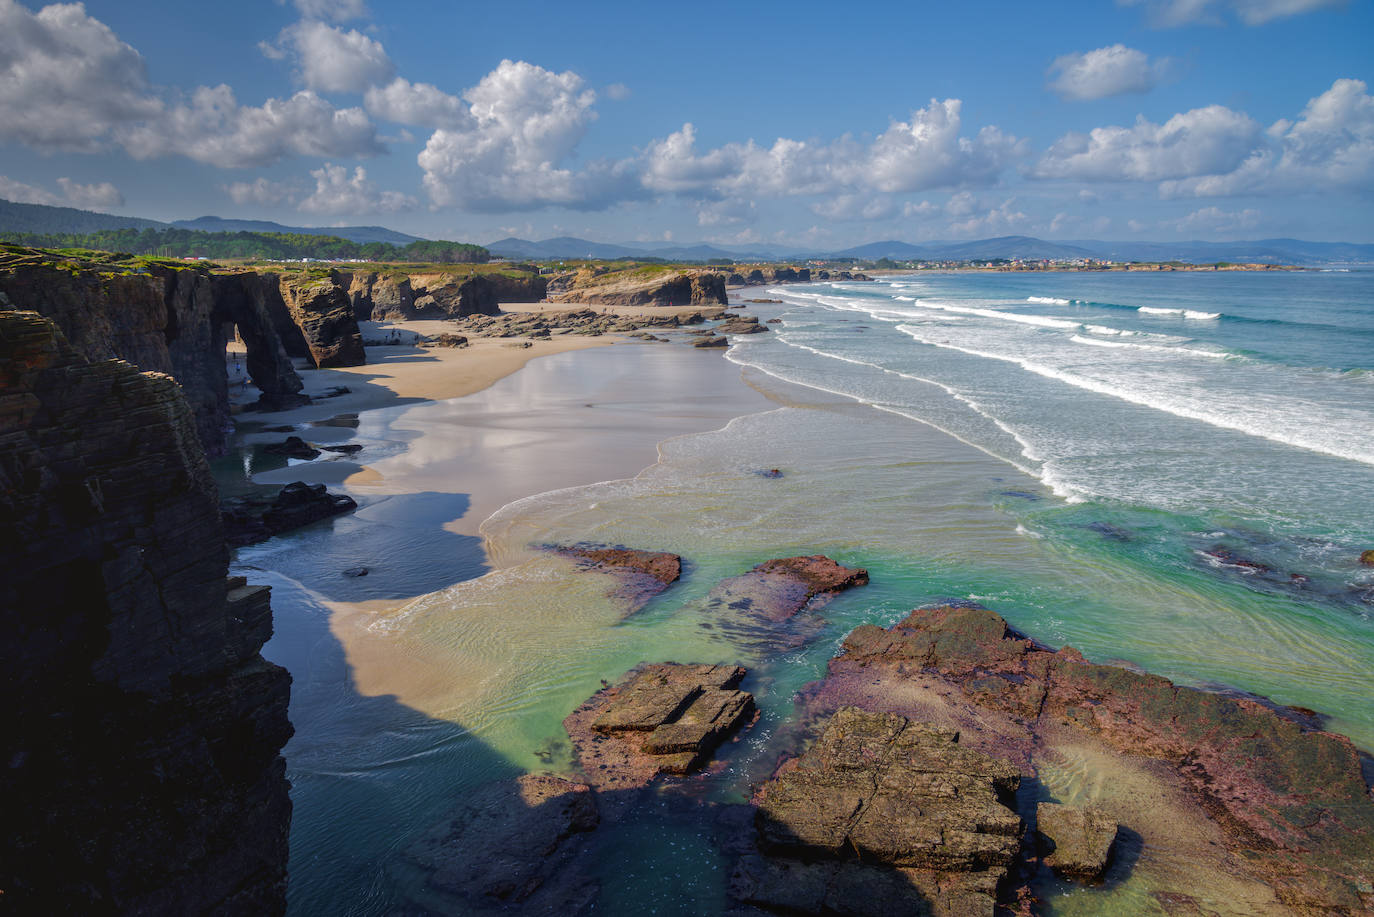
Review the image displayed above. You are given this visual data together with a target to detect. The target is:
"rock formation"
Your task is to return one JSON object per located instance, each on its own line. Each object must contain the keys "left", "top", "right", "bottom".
{"left": 548, "top": 268, "right": 728, "bottom": 307}
{"left": 1035, "top": 802, "right": 1118, "bottom": 882}
{"left": 563, "top": 663, "right": 756, "bottom": 793}
{"left": 276, "top": 273, "right": 365, "bottom": 367}
{"left": 715, "top": 315, "right": 768, "bottom": 334}
{"left": 703, "top": 555, "right": 870, "bottom": 649}
{"left": 550, "top": 544, "right": 683, "bottom": 614}
{"left": 0, "top": 310, "right": 293, "bottom": 913}
{"left": 446, "top": 306, "right": 719, "bottom": 340}
{"left": 734, "top": 706, "right": 1023, "bottom": 916}
{"left": 347, "top": 269, "right": 546, "bottom": 321}
{"left": 803, "top": 602, "right": 1374, "bottom": 913}
{"left": 221, "top": 480, "right": 358, "bottom": 547}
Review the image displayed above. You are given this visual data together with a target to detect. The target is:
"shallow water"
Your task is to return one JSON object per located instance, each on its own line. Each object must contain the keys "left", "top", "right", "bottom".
{"left": 233, "top": 274, "right": 1374, "bottom": 915}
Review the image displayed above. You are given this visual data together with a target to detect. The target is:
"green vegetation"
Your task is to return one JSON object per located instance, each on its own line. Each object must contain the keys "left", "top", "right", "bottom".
{"left": 0, "top": 228, "right": 489, "bottom": 264}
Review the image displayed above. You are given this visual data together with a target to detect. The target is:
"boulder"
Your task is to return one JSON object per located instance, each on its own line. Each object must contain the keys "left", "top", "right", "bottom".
{"left": 1036, "top": 802, "right": 1117, "bottom": 882}
{"left": 736, "top": 707, "right": 1021, "bottom": 916}
{"left": 693, "top": 335, "right": 728, "bottom": 348}
{"left": 564, "top": 663, "right": 755, "bottom": 792}
{"left": 1361, "top": 550, "right": 1374, "bottom": 565}
{"left": 222, "top": 481, "right": 357, "bottom": 547}
{"left": 263, "top": 435, "right": 320, "bottom": 460}
{"left": 717, "top": 315, "right": 768, "bottom": 335}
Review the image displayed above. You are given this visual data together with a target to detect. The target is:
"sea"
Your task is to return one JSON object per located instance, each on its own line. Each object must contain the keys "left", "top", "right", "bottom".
{"left": 230, "top": 269, "right": 1374, "bottom": 916}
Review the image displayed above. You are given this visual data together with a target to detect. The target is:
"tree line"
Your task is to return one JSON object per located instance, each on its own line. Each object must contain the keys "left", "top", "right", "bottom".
{"left": 0, "top": 228, "right": 490, "bottom": 263}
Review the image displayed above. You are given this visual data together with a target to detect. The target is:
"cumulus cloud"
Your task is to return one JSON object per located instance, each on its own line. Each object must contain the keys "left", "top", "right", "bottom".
{"left": 118, "top": 85, "right": 383, "bottom": 168}
{"left": 1120, "top": 0, "right": 1343, "bottom": 26}
{"left": 946, "top": 197, "right": 1029, "bottom": 237}
{"left": 285, "top": 0, "right": 368, "bottom": 22}
{"left": 269, "top": 20, "right": 394, "bottom": 93}
{"left": 418, "top": 60, "right": 643, "bottom": 210}
{"left": 1160, "top": 78, "right": 1374, "bottom": 196}
{"left": 1031, "top": 104, "right": 1262, "bottom": 181}
{"left": 298, "top": 163, "right": 416, "bottom": 214}
{"left": 0, "top": 173, "right": 124, "bottom": 209}
{"left": 809, "top": 195, "right": 899, "bottom": 221}
{"left": 640, "top": 99, "right": 1021, "bottom": 202}
{"left": 55, "top": 177, "right": 124, "bottom": 208}
{"left": 605, "top": 83, "right": 632, "bottom": 101}
{"left": 364, "top": 78, "right": 470, "bottom": 128}
{"left": 0, "top": 0, "right": 162, "bottom": 150}
{"left": 223, "top": 177, "right": 302, "bottom": 206}
{"left": 696, "top": 198, "right": 757, "bottom": 226}
{"left": 1174, "top": 205, "right": 1262, "bottom": 232}
{"left": 1048, "top": 45, "right": 1171, "bottom": 101}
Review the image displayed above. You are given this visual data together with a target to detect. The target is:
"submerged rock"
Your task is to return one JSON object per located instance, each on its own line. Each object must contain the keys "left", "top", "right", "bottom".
{"left": 263, "top": 435, "right": 321, "bottom": 460}
{"left": 1361, "top": 549, "right": 1374, "bottom": 565}
{"left": 563, "top": 663, "right": 755, "bottom": 793}
{"left": 1036, "top": 802, "right": 1118, "bottom": 882}
{"left": 735, "top": 706, "right": 1022, "bottom": 916}
{"left": 702, "top": 555, "right": 870, "bottom": 651}
{"left": 550, "top": 544, "right": 684, "bottom": 615}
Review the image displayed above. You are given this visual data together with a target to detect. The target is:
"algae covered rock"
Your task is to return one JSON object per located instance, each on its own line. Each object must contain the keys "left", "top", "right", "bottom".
{"left": 1036, "top": 802, "right": 1118, "bottom": 882}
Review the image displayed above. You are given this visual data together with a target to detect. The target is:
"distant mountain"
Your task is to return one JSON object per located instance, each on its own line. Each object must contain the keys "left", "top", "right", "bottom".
{"left": 1065, "top": 238, "right": 1374, "bottom": 265}
{"left": 0, "top": 199, "right": 167, "bottom": 234}
{"left": 834, "top": 236, "right": 1095, "bottom": 262}
{"left": 487, "top": 236, "right": 643, "bottom": 260}
{"left": 172, "top": 216, "right": 423, "bottom": 246}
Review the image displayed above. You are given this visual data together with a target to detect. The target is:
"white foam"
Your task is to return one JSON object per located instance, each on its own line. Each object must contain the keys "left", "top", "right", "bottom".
{"left": 1068, "top": 334, "right": 1232, "bottom": 360}
{"left": 1138, "top": 306, "right": 1221, "bottom": 320}
{"left": 1027, "top": 296, "right": 1071, "bottom": 305}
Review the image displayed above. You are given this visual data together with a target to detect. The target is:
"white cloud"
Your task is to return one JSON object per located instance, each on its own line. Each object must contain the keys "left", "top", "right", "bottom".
{"left": 946, "top": 197, "right": 1029, "bottom": 237}
{"left": 1174, "top": 205, "right": 1262, "bottom": 232}
{"left": 298, "top": 162, "right": 416, "bottom": 214}
{"left": 0, "top": 173, "right": 124, "bottom": 209}
{"left": 1032, "top": 104, "right": 1261, "bottom": 181}
{"left": 418, "top": 60, "right": 641, "bottom": 210}
{"left": 1120, "top": 0, "right": 1343, "bottom": 26}
{"left": 809, "top": 195, "right": 899, "bottom": 221}
{"left": 1048, "top": 45, "right": 1170, "bottom": 101}
{"left": 118, "top": 85, "right": 383, "bottom": 168}
{"left": 56, "top": 177, "right": 124, "bottom": 208}
{"left": 364, "top": 78, "right": 470, "bottom": 129}
{"left": 641, "top": 99, "right": 1021, "bottom": 202}
{"left": 272, "top": 20, "right": 394, "bottom": 93}
{"left": 0, "top": 0, "right": 162, "bottom": 151}
{"left": 1159, "top": 78, "right": 1374, "bottom": 196}
{"left": 0, "top": 175, "right": 59, "bottom": 205}
{"left": 286, "top": 0, "right": 368, "bottom": 22}
{"left": 223, "top": 177, "right": 302, "bottom": 206}
{"left": 696, "top": 198, "right": 757, "bottom": 226}
{"left": 605, "top": 83, "right": 632, "bottom": 101}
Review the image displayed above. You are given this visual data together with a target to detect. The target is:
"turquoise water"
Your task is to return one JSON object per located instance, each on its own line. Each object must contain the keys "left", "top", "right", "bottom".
{"left": 241, "top": 270, "right": 1374, "bottom": 915}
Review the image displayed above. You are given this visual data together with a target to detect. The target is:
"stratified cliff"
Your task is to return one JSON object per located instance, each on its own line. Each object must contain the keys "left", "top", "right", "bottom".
{"left": 346, "top": 268, "right": 547, "bottom": 321}
{"left": 0, "top": 310, "right": 293, "bottom": 914}
{"left": 547, "top": 267, "right": 728, "bottom": 306}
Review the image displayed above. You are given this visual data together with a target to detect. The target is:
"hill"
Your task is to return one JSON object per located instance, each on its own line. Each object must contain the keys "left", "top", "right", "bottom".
{"left": 173, "top": 216, "right": 423, "bottom": 246}
{"left": 0, "top": 199, "right": 167, "bottom": 234}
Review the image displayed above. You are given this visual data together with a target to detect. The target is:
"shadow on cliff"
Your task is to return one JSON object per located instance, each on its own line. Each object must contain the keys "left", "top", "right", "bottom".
{"left": 240, "top": 500, "right": 526, "bottom": 915}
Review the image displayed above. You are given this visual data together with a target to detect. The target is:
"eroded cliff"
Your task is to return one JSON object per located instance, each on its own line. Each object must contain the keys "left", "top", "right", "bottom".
{"left": 0, "top": 310, "right": 293, "bottom": 913}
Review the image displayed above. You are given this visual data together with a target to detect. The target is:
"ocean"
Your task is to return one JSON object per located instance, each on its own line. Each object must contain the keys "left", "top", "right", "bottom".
{"left": 235, "top": 269, "right": 1374, "bottom": 915}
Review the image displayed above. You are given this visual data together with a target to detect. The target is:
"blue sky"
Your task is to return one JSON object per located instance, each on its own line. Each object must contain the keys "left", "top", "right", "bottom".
{"left": 1, "top": 0, "right": 1370, "bottom": 246}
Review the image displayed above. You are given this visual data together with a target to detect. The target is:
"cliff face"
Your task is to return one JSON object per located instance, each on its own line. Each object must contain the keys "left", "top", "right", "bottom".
{"left": 276, "top": 273, "right": 366, "bottom": 368}
{"left": 0, "top": 310, "right": 293, "bottom": 914}
{"left": 346, "top": 269, "right": 546, "bottom": 321}
{"left": 547, "top": 269, "right": 729, "bottom": 307}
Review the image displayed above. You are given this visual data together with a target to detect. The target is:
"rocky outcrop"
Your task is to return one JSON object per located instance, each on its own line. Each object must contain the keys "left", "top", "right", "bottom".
{"left": 805, "top": 602, "right": 1374, "bottom": 913}
{"left": 0, "top": 248, "right": 317, "bottom": 456}
{"left": 0, "top": 310, "right": 292, "bottom": 914}
{"left": 347, "top": 269, "right": 546, "bottom": 321}
{"left": 703, "top": 555, "right": 870, "bottom": 649}
{"left": 551, "top": 544, "right": 683, "bottom": 614}
{"left": 563, "top": 663, "right": 756, "bottom": 792}
{"left": 277, "top": 273, "right": 365, "bottom": 367}
{"left": 735, "top": 706, "right": 1022, "bottom": 917}
{"left": 716, "top": 315, "right": 768, "bottom": 334}
{"left": 1360, "top": 549, "right": 1374, "bottom": 565}
{"left": 447, "top": 307, "right": 718, "bottom": 340}
{"left": 549, "top": 269, "right": 728, "bottom": 307}
{"left": 1035, "top": 802, "right": 1117, "bottom": 882}
{"left": 222, "top": 480, "right": 358, "bottom": 547}
{"left": 397, "top": 774, "right": 600, "bottom": 913}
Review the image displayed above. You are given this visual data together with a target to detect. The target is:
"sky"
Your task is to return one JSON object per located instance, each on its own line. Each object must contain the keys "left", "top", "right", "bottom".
{"left": 0, "top": 0, "right": 1371, "bottom": 247}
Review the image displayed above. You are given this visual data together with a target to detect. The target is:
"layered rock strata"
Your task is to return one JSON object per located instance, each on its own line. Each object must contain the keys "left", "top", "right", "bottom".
{"left": 276, "top": 273, "right": 365, "bottom": 367}
{"left": 346, "top": 269, "right": 546, "bottom": 321}
{"left": 563, "top": 663, "right": 756, "bottom": 793}
{"left": 548, "top": 269, "right": 728, "bottom": 306}
{"left": 734, "top": 706, "right": 1023, "bottom": 917}
{"left": 0, "top": 310, "right": 293, "bottom": 914}
{"left": 446, "top": 306, "right": 718, "bottom": 340}
{"left": 704, "top": 555, "right": 870, "bottom": 649}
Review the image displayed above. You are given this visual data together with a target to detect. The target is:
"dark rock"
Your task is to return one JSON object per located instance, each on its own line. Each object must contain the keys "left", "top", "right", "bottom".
{"left": 1036, "top": 802, "right": 1117, "bottom": 882}
{"left": 263, "top": 435, "right": 321, "bottom": 460}
{"left": 398, "top": 774, "right": 598, "bottom": 911}
{"left": 222, "top": 481, "right": 357, "bottom": 547}
{"left": 765, "top": 318, "right": 783, "bottom": 324}
{"left": 342, "top": 566, "right": 369, "bottom": 577}
{"left": 0, "top": 311, "right": 291, "bottom": 914}
{"left": 717, "top": 316, "right": 768, "bottom": 335}
{"left": 426, "top": 333, "right": 469, "bottom": 348}
{"left": 277, "top": 274, "right": 365, "bottom": 367}
{"left": 739, "top": 707, "right": 1021, "bottom": 916}
{"left": 694, "top": 335, "right": 728, "bottom": 348}
{"left": 319, "top": 443, "right": 363, "bottom": 454}
{"left": 262, "top": 424, "right": 296, "bottom": 433}
{"left": 564, "top": 663, "right": 755, "bottom": 792}
{"left": 1361, "top": 550, "right": 1374, "bottom": 565}
{"left": 755, "top": 468, "right": 784, "bottom": 478}
{"left": 550, "top": 544, "right": 683, "bottom": 615}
